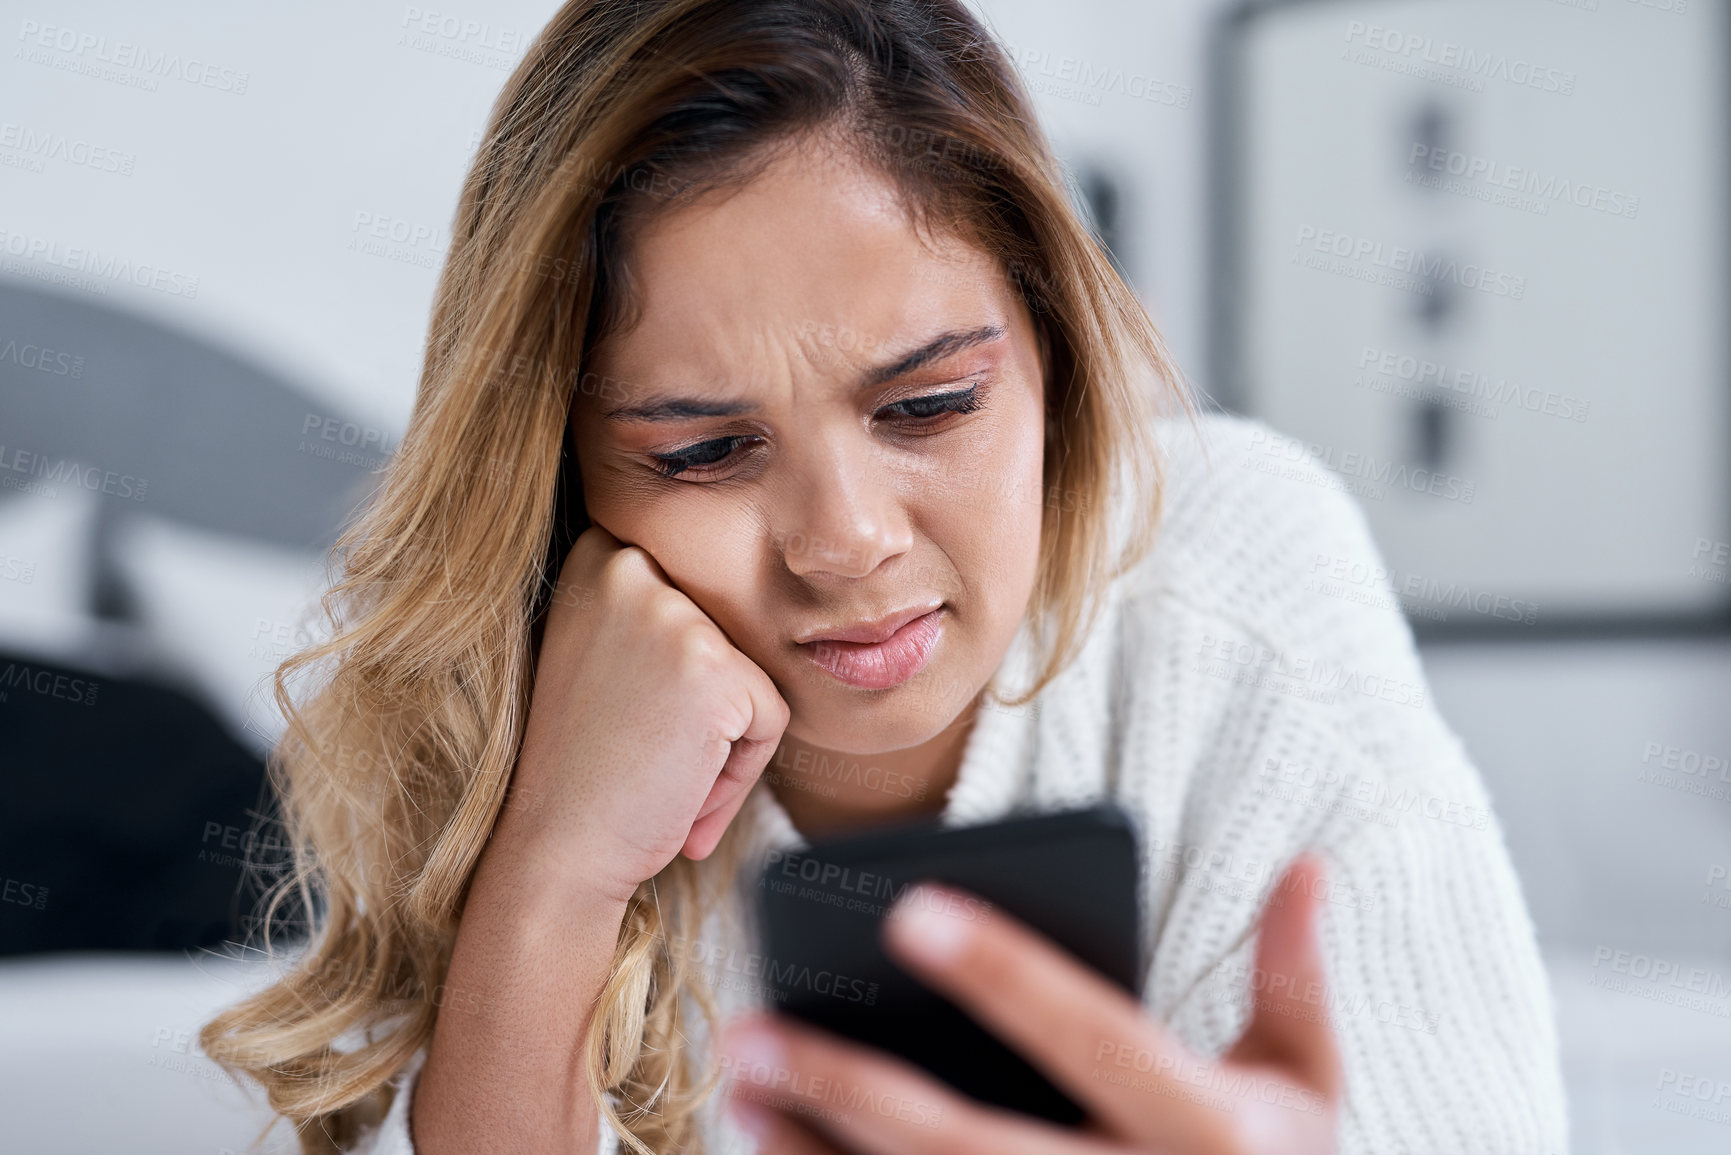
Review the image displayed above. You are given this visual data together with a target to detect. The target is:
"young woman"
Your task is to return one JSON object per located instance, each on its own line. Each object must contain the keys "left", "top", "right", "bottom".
{"left": 201, "top": 2, "right": 1568, "bottom": 1153}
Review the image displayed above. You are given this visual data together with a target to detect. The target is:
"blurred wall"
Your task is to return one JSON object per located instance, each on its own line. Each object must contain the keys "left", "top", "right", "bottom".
{"left": 0, "top": 0, "right": 1218, "bottom": 430}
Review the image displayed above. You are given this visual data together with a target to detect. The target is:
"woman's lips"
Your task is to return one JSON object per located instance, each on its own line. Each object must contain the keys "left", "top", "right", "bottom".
{"left": 799, "top": 607, "right": 944, "bottom": 690}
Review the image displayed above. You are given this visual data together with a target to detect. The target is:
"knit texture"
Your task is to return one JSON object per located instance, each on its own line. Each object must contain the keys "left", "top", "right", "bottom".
{"left": 350, "top": 414, "right": 1568, "bottom": 1155}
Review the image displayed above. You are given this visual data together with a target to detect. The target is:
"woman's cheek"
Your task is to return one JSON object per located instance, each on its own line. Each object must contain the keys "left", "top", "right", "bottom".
{"left": 648, "top": 503, "right": 774, "bottom": 630}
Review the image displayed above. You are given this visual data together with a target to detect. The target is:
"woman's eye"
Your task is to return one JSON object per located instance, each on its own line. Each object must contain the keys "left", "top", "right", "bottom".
{"left": 650, "top": 435, "right": 755, "bottom": 478}
{"left": 882, "top": 384, "right": 984, "bottom": 422}
{"left": 647, "top": 386, "right": 983, "bottom": 479}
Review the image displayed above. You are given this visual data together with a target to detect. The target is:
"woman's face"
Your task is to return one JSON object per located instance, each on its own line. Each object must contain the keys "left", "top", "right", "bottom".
{"left": 570, "top": 137, "right": 1047, "bottom": 755}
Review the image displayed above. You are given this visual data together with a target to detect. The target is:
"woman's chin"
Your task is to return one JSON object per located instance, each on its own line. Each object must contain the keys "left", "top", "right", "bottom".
{"left": 779, "top": 683, "right": 979, "bottom": 757}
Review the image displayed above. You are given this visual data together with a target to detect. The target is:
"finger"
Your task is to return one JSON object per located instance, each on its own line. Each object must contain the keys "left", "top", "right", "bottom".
{"left": 683, "top": 663, "right": 790, "bottom": 859}
{"left": 696, "top": 664, "right": 787, "bottom": 819}
{"left": 1227, "top": 853, "right": 1343, "bottom": 1100}
{"left": 718, "top": 1013, "right": 1126, "bottom": 1155}
{"left": 880, "top": 883, "right": 1232, "bottom": 1148}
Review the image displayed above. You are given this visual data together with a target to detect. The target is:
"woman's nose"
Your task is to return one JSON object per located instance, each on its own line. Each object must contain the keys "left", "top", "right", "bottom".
{"left": 775, "top": 443, "right": 913, "bottom": 580}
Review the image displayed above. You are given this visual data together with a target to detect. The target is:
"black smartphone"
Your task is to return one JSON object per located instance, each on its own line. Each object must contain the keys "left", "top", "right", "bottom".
{"left": 755, "top": 803, "right": 1143, "bottom": 1127}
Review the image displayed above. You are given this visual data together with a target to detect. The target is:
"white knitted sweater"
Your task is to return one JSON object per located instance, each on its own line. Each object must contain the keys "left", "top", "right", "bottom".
{"left": 352, "top": 415, "right": 1569, "bottom": 1155}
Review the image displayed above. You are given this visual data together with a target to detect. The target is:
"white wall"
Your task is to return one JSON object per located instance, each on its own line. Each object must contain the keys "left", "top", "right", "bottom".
{"left": 0, "top": 0, "right": 1219, "bottom": 436}
{"left": 3, "top": 0, "right": 566, "bottom": 434}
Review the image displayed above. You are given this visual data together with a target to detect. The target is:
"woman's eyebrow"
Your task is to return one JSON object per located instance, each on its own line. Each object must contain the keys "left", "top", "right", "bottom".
{"left": 600, "top": 323, "right": 1006, "bottom": 423}
{"left": 860, "top": 322, "right": 1005, "bottom": 388}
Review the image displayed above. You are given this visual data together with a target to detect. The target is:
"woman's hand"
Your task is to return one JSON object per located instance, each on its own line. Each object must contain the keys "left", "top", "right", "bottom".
{"left": 500, "top": 523, "right": 792, "bottom": 902}
{"left": 417, "top": 525, "right": 791, "bottom": 1153}
{"left": 718, "top": 855, "right": 1341, "bottom": 1155}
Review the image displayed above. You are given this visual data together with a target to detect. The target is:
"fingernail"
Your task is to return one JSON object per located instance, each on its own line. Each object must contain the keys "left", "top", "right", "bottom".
{"left": 886, "top": 884, "right": 972, "bottom": 965}
{"left": 718, "top": 1019, "right": 785, "bottom": 1083}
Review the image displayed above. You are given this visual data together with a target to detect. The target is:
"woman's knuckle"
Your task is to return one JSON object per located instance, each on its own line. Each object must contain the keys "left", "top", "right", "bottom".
{"left": 677, "top": 622, "right": 723, "bottom": 662}
{"left": 601, "top": 543, "right": 652, "bottom": 585}
{"left": 629, "top": 587, "right": 685, "bottom": 635}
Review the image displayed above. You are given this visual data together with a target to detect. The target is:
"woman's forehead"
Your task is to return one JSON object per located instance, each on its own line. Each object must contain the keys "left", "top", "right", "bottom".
{"left": 583, "top": 291, "right": 1021, "bottom": 419}
{"left": 588, "top": 151, "right": 1019, "bottom": 397}
{"left": 587, "top": 323, "right": 1013, "bottom": 426}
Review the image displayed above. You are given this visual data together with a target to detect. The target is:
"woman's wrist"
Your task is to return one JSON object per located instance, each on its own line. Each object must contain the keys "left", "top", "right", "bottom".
{"left": 415, "top": 822, "right": 630, "bottom": 1154}
{"left": 463, "top": 819, "right": 634, "bottom": 963}
{"left": 483, "top": 793, "right": 650, "bottom": 909}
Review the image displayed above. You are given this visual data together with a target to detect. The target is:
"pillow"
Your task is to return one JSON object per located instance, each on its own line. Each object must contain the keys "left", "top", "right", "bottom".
{"left": 0, "top": 953, "right": 298, "bottom": 1152}
{"left": 108, "top": 514, "right": 332, "bottom": 750}
{"left": 0, "top": 484, "right": 101, "bottom": 663}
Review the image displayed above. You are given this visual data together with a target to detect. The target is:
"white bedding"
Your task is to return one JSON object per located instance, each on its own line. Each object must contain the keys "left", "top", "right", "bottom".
{"left": 2, "top": 949, "right": 1726, "bottom": 1153}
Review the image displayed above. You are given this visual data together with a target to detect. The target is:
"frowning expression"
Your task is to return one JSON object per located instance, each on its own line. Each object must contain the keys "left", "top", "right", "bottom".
{"left": 570, "top": 137, "right": 1047, "bottom": 755}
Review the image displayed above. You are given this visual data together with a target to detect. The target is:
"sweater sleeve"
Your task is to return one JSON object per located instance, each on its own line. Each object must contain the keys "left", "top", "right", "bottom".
{"left": 1120, "top": 416, "right": 1569, "bottom": 1153}
{"left": 1151, "top": 722, "right": 1571, "bottom": 1154}
{"left": 345, "top": 1049, "right": 622, "bottom": 1155}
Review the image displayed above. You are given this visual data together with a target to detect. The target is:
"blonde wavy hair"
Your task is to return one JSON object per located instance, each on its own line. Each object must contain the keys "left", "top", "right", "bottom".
{"left": 200, "top": 0, "right": 1186, "bottom": 1151}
